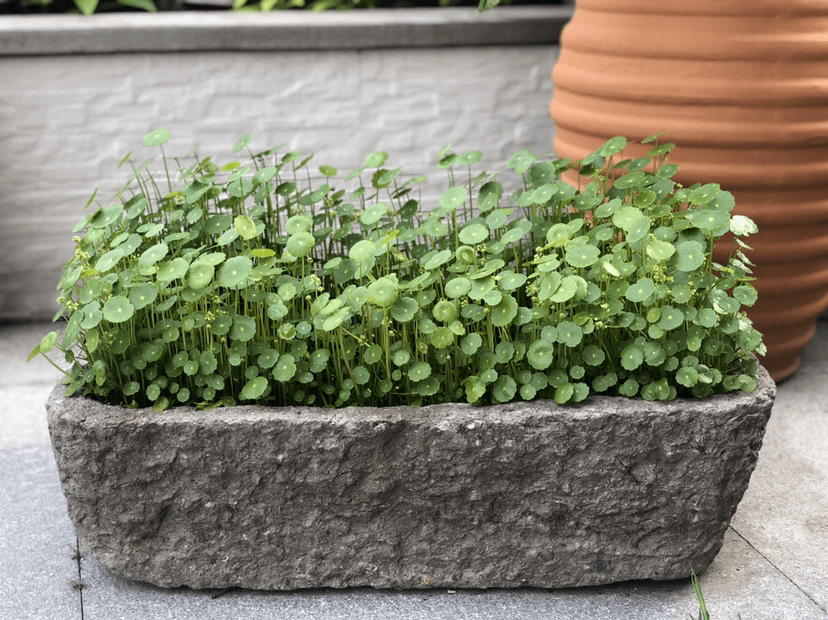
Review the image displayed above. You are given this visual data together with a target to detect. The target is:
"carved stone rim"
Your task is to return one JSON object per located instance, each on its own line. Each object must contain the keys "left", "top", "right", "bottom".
{"left": 0, "top": 6, "right": 573, "bottom": 56}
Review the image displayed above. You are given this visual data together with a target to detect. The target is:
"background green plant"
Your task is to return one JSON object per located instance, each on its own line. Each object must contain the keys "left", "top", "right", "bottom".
{"left": 31, "top": 130, "right": 764, "bottom": 411}
{"left": 0, "top": 0, "right": 556, "bottom": 17}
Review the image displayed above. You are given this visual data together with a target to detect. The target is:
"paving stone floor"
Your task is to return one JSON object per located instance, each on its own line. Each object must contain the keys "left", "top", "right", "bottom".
{"left": 2, "top": 321, "right": 826, "bottom": 620}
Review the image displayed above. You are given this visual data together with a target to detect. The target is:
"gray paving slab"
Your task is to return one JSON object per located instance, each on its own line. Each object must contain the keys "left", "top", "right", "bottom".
{"left": 0, "top": 446, "right": 80, "bottom": 620}
{"left": 0, "top": 322, "right": 67, "bottom": 388}
{"left": 0, "top": 385, "right": 55, "bottom": 449}
{"left": 76, "top": 526, "right": 826, "bottom": 620}
{"left": 729, "top": 321, "right": 828, "bottom": 613}
{"left": 2, "top": 321, "right": 827, "bottom": 619}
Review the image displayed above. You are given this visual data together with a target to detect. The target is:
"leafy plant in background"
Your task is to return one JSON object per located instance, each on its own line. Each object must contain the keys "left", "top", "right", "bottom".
{"left": 0, "top": 0, "right": 550, "bottom": 16}
{"left": 31, "top": 129, "right": 764, "bottom": 411}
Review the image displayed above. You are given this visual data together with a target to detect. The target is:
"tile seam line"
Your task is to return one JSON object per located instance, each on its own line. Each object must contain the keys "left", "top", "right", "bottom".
{"left": 76, "top": 536, "right": 85, "bottom": 620}
{"left": 728, "top": 525, "right": 827, "bottom": 613}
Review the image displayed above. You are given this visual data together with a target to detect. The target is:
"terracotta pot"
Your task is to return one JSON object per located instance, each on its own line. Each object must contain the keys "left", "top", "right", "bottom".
{"left": 550, "top": 0, "right": 828, "bottom": 380}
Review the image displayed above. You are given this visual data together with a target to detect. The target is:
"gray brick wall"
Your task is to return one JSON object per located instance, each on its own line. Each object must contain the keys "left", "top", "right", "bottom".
{"left": 0, "top": 11, "right": 565, "bottom": 321}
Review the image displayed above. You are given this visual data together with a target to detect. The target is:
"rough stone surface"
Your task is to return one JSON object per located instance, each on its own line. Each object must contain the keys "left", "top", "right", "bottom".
{"left": 46, "top": 365, "right": 776, "bottom": 591}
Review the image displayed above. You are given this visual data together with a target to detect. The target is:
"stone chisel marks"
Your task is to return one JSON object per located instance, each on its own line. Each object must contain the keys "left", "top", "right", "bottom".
{"left": 47, "top": 365, "right": 775, "bottom": 591}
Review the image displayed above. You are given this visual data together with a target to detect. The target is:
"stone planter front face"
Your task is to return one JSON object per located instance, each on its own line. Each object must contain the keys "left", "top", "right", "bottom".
{"left": 47, "top": 364, "right": 776, "bottom": 590}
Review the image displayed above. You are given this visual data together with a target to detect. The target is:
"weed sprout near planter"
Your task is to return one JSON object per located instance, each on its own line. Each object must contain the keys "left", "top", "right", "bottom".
{"left": 32, "top": 130, "right": 765, "bottom": 411}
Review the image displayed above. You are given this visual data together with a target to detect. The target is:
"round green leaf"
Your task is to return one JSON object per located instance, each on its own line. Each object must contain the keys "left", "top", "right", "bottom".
{"left": 485, "top": 209, "right": 511, "bottom": 231}
{"left": 613, "top": 170, "right": 645, "bottom": 189}
{"left": 95, "top": 248, "right": 124, "bottom": 273}
{"left": 733, "top": 285, "right": 758, "bottom": 307}
{"left": 363, "top": 344, "right": 383, "bottom": 365}
{"left": 557, "top": 320, "right": 583, "bottom": 347}
{"left": 322, "top": 307, "right": 349, "bottom": 331}
{"left": 143, "top": 128, "right": 171, "bottom": 147}
{"left": 565, "top": 245, "right": 600, "bottom": 269}
{"left": 583, "top": 344, "right": 605, "bottom": 366}
{"left": 549, "top": 275, "right": 580, "bottom": 304}
{"left": 445, "top": 277, "right": 472, "bottom": 299}
{"left": 646, "top": 240, "right": 675, "bottom": 261}
{"left": 272, "top": 353, "right": 297, "bottom": 382}
{"left": 465, "top": 376, "right": 487, "bottom": 403}
{"left": 413, "top": 376, "right": 440, "bottom": 396}
{"left": 252, "top": 166, "right": 279, "bottom": 185}
{"left": 424, "top": 218, "right": 449, "bottom": 238}
{"left": 686, "top": 209, "right": 730, "bottom": 234}
{"left": 390, "top": 297, "right": 419, "bottom": 323}
{"left": 484, "top": 290, "right": 502, "bottom": 306}
{"left": 367, "top": 277, "right": 399, "bottom": 307}
{"left": 156, "top": 258, "right": 189, "bottom": 283}
{"left": 439, "top": 186, "right": 467, "bottom": 211}
{"left": 217, "top": 256, "right": 253, "bottom": 288}
{"left": 625, "top": 277, "right": 655, "bottom": 303}
{"left": 493, "top": 375, "right": 517, "bottom": 403}
{"left": 527, "top": 338, "right": 555, "bottom": 370}
{"left": 285, "top": 215, "right": 313, "bottom": 234}
{"left": 430, "top": 326, "right": 455, "bottom": 349}
{"left": 234, "top": 215, "right": 259, "bottom": 240}
{"left": 361, "top": 203, "right": 389, "bottom": 226}
{"left": 352, "top": 366, "right": 371, "bottom": 385}
{"left": 657, "top": 305, "right": 685, "bottom": 330}
{"left": 409, "top": 361, "right": 431, "bottom": 382}
{"left": 555, "top": 382, "right": 575, "bottom": 404}
{"left": 671, "top": 284, "right": 693, "bottom": 304}
{"left": 365, "top": 151, "right": 388, "bottom": 168}
{"left": 128, "top": 283, "right": 158, "bottom": 310}
{"left": 478, "top": 182, "right": 503, "bottom": 212}
{"left": 423, "top": 249, "right": 452, "bottom": 271}
{"left": 200, "top": 251, "right": 227, "bottom": 266}
{"left": 618, "top": 379, "right": 639, "bottom": 397}
{"left": 460, "top": 333, "right": 483, "bottom": 355}
{"left": 240, "top": 376, "right": 268, "bottom": 400}
{"left": 138, "top": 242, "right": 169, "bottom": 266}
{"left": 599, "top": 135, "right": 627, "bottom": 156}
{"left": 676, "top": 366, "right": 699, "bottom": 388}
{"left": 459, "top": 223, "right": 488, "bottom": 245}
{"left": 231, "top": 315, "right": 256, "bottom": 342}
{"left": 491, "top": 294, "right": 518, "bottom": 327}
{"left": 233, "top": 133, "right": 253, "bottom": 152}
{"left": 676, "top": 240, "right": 706, "bottom": 272}
{"left": 621, "top": 343, "right": 644, "bottom": 371}
{"left": 187, "top": 261, "right": 214, "bottom": 289}
{"left": 103, "top": 296, "right": 134, "bottom": 324}
{"left": 309, "top": 349, "right": 331, "bottom": 373}
{"left": 287, "top": 232, "right": 315, "bottom": 257}
{"left": 499, "top": 271, "right": 527, "bottom": 292}
{"left": 349, "top": 239, "right": 376, "bottom": 263}
{"left": 433, "top": 300, "right": 458, "bottom": 323}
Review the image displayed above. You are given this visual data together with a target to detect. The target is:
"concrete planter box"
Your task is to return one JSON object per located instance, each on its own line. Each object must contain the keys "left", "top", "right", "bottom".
{"left": 47, "top": 363, "right": 776, "bottom": 590}
{"left": 0, "top": 7, "right": 570, "bottom": 322}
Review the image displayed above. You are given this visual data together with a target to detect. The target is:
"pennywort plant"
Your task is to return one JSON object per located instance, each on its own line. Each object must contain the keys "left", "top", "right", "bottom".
{"left": 31, "top": 130, "right": 764, "bottom": 411}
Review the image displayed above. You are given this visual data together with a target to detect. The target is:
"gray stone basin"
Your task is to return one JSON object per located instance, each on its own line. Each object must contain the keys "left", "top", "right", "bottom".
{"left": 46, "top": 364, "right": 776, "bottom": 590}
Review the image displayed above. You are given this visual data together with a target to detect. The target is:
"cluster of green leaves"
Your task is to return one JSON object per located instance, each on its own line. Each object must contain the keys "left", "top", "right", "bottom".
{"left": 31, "top": 129, "right": 764, "bottom": 411}
{"left": 2, "top": 0, "right": 543, "bottom": 17}
{"left": 4, "top": 0, "right": 156, "bottom": 16}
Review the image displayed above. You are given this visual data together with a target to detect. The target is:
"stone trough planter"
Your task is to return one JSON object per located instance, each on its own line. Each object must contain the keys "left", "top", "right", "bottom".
{"left": 47, "top": 363, "right": 776, "bottom": 590}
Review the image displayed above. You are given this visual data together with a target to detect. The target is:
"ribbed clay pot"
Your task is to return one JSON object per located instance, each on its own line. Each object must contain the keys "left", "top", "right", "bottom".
{"left": 550, "top": 0, "right": 828, "bottom": 380}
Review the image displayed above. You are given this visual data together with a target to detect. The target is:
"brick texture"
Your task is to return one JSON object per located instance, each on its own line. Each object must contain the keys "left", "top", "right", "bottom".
{"left": 0, "top": 46, "right": 558, "bottom": 321}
